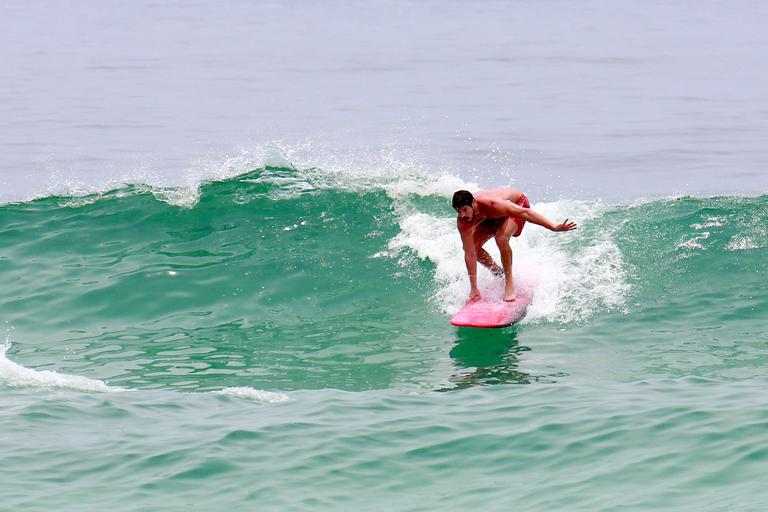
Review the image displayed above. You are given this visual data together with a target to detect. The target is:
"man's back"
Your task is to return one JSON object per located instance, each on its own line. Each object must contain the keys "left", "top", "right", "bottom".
{"left": 473, "top": 188, "right": 525, "bottom": 220}
{"left": 474, "top": 188, "right": 524, "bottom": 207}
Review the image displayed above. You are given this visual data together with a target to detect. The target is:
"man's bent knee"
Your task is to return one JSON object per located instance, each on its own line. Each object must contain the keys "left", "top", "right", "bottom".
{"left": 475, "top": 234, "right": 493, "bottom": 249}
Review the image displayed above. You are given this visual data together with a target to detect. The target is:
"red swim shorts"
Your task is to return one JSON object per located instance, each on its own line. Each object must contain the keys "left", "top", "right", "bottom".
{"left": 512, "top": 194, "right": 530, "bottom": 237}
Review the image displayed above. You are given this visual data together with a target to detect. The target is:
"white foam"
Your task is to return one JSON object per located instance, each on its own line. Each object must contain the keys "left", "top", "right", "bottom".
{"left": 0, "top": 342, "right": 128, "bottom": 393}
{"left": 388, "top": 199, "right": 630, "bottom": 324}
{"left": 691, "top": 217, "right": 724, "bottom": 230}
{"left": 677, "top": 232, "right": 710, "bottom": 251}
{"left": 726, "top": 236, "right": 760, "bottom": 251}
{"left": 385, "top": 173, "right": 478, "bottom": 201}
{"left": 725, "top": 222, "right": 766, "bottom": 251}
{"left": 216, "top": 387, "right": 290, "bottom": 403}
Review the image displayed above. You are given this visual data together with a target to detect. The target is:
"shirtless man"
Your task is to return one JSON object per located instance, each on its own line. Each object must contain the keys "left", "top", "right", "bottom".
{"left": 452, "top": 188, "right": 577, "bottom": 302}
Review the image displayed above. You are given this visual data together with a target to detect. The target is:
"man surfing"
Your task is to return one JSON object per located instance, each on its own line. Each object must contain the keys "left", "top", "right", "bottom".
{"left": 452, "top": 188, "right": 577, "bottom": 303}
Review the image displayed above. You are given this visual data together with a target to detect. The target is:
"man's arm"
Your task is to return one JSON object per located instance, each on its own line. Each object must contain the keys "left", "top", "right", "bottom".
{"left": 458, "top": 222, "right": 481, "bottom": 300}
{"left": 497, "top": 201, "right": 577, "bottom": 232}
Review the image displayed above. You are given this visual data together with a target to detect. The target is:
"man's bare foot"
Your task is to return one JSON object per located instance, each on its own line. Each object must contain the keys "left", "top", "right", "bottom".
{"left": 503, "top": 294, "right": 516, "bottom": 302}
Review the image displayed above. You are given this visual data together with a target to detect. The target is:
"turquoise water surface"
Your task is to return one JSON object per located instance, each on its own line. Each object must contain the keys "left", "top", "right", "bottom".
{"left": 2, "top": 167, "right": 767, "bottom": 510}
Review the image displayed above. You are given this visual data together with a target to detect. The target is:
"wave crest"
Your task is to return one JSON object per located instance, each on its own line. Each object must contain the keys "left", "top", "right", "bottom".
{"left": 0, "top": 343, "right": 128, "bottom": 393}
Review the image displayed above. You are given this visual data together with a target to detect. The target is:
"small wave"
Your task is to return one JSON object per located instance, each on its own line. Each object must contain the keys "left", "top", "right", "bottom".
{"left": 3, "top": 140, "right": 440, "bottom": 208}
{"left": 0, "top": 343, "right": 128, "bottom": 393}
{"left": 215, "top": 387, "right": 290, "bottom": 403}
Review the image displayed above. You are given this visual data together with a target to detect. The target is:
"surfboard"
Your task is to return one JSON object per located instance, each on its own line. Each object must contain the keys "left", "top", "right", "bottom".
{"left": 450, "top": 288, "right": 533, "bottom": 328}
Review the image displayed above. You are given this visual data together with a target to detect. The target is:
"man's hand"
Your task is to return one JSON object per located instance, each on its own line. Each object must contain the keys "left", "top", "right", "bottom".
{"left": 552, "top": 219, "right": 578, "bottom": 232}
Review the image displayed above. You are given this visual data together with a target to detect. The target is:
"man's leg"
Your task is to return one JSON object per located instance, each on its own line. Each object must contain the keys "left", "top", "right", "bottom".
{"left": 477, "top": 248, "right": 503, "bottom": 276}
{"left": 474, "top": 227, "right": 503, "bottom": 275}
{"left": 495, "top": 218, "right": 519, "bottom": 301}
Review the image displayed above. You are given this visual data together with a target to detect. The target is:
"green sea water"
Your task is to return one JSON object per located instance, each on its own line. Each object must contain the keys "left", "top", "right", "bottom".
{"left": 2, "top": 166, "right": 767, "bottom": 511}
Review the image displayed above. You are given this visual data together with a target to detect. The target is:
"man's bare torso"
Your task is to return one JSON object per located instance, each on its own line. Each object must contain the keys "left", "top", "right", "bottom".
{"left": 458, "top": 188, "right": 525, "bottom": 229}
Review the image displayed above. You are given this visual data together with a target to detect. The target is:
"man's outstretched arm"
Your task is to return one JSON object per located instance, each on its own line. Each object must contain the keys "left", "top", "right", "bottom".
{"left": 502, "top": 202, "right": 577, "bottom": 232}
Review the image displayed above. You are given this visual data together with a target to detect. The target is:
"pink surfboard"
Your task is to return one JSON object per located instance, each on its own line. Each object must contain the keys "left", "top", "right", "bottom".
{"left": 450, "top": 288, "right": 534, "bottom": 328}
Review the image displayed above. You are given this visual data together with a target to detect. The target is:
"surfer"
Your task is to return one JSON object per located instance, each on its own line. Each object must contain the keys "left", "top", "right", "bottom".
{"left": 452, "top": 188, "right": 577, "bottom": 302}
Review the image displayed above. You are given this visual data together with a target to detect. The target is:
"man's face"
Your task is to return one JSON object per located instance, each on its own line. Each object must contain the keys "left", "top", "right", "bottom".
{"left": 456, "top": 204, "right": 474, "bottom": 222}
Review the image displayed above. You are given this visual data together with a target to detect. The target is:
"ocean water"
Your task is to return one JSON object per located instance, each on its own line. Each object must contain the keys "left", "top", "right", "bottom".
{"left": 2, "top": 1, "right": 768, "bottom": 511}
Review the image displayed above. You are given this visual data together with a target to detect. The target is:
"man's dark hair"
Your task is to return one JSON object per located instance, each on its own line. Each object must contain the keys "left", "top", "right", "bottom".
{"left": 452, "top": 190, "right": 474, "bottom": 209}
